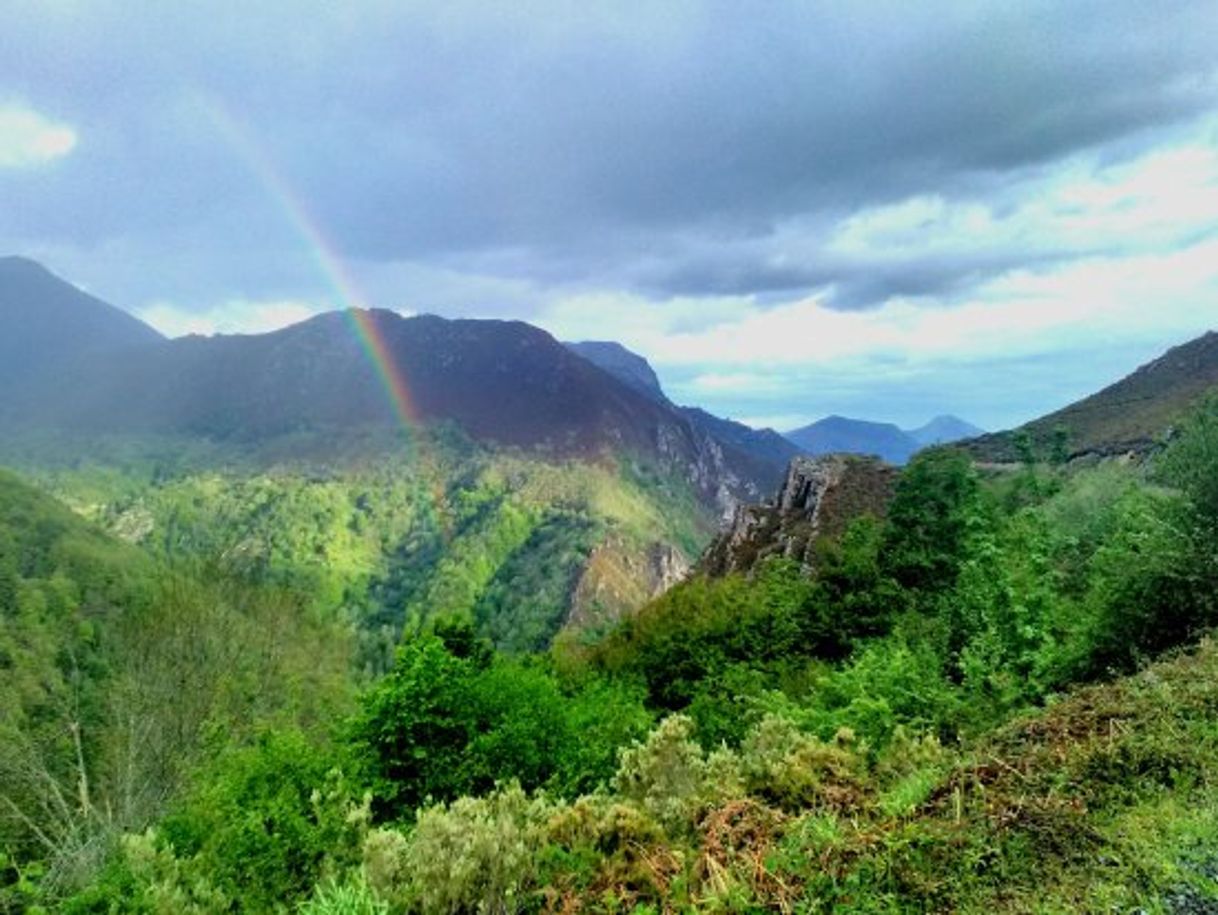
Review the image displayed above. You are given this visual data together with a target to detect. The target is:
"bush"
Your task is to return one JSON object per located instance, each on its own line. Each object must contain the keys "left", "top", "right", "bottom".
{"left": 739, "top": 715, "right": 865, "bottom": 813}
{"left": 156, "top": 730, "right": 361, "bottom": 913}
{"left": 349, "top": 628, "right": 651, "bottom": 819}
{"left": 612, "top": 716, "right": 741, "bottom": 834}
{"left": 382, "top": 782, "right": 554, "bottom": 915}
{"left": 298, "top": 877, "right": 388, "bottom": 915}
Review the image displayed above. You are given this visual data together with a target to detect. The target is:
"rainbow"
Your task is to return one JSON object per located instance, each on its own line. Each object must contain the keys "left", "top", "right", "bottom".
{"left": 200, "top": 96, "right": 421, "bottom": 431}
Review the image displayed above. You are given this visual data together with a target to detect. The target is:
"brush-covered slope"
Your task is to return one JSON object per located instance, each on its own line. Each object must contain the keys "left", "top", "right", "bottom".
{"left": 967, "top": 330, "right": 1218, "bottom": 462}
{"left": 0, "top": 256, "right": 163, "bottom": 389}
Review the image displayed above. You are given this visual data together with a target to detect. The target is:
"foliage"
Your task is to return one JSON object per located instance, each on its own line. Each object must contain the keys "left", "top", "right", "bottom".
{"left": 299, "top": 877, "right": 388, "bottom": 915}
{"left": 157, "top": 731, "right": 363, "bottom": 912}
{"left": 381, "top": 783, "right": 554, "bottom": 915}
{"left": 347, "top": 625, "right": 652, "bottom": 821}
{"left": 17, "top": 395, "right": 1218, "bottom": 911}
{"left": 882, "top": 446, "right": 982, "bottom": 594}
{"left": 611, "top": 715, "right": 739, "bottom": 834}
{"left": 13, "top": 434, "right": 713, "bottom": 664}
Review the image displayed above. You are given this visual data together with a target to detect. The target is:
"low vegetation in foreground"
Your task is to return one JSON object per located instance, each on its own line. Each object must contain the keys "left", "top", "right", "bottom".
{"left": 6, "top": 399, "right": 1218, "bottom": 912}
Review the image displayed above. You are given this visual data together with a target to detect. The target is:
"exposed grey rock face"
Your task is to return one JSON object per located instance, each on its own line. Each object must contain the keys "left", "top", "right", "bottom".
{"left": 700, "top": 454, "right": 899, "bottom": 578}
{"left": 649, "top": 541, "right": 691, "bottom": 595}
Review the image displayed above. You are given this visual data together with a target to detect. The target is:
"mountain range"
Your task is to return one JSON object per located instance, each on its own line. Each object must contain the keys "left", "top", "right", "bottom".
{"left": 0, "top": 257, "right": 795, "bottom": 512}
{"left": 783, "top": 413, "right": 984, "bottom": 464}
{"left": 0, "top": 256, "right": 807, "bottom": 649}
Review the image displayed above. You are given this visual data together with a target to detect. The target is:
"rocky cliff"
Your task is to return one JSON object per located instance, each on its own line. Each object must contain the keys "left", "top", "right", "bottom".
{"left": 700, "top": 454, "right": 899, "bottom": 577}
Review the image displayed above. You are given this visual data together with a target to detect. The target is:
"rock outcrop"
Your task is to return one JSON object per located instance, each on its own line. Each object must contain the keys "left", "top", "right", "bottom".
{"left": 699, "top": 454, "right": 899, "bottom": 577}
{"left": 567, "top": 537, "right": 693, "bottom": 632}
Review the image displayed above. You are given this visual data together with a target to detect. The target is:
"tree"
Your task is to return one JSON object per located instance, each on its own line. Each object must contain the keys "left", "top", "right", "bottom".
{"left": 1159, "top": 395, "right": 1218, "bottom": 537}
{"left": 1049, "top": 425, "right": 1071, "bottom": 466}
{"left": 882, "top": 448, "right": 982, "bottom": 595}
{"left": 1012, "top": 429, "right": 1038, "bottom": 466}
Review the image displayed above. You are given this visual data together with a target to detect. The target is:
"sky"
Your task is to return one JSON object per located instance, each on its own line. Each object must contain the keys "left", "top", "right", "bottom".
{"left": 3, "top": 1, "right": 1218, "bottom": 432}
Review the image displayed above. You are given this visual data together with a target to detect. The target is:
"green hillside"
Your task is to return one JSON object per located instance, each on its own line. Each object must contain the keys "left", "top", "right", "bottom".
{"left": 7, "top": 396, "right": 1212, "bottom": 913}
{"left": 2, "top": 429, "right": 713, "bottom": 666}
{"left": 0, "top": 470, "right": 355, "bottom": 910}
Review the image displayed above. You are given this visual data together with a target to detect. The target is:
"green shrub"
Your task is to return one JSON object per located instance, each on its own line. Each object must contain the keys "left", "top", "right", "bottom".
{"left": 298, "top": 877, "right": 387, "bottom": 915}
{"left": 389, "top": 782, "right": 554, "bottom": 915}
{"left": 739, "top": 715, "right": 865, "bottom": 813}
{"left": 882, "top": 448, "right": 982, "bottom": 596}
{"left": 157, "top": 730, "right": 361, "bottom": 913}
{"left": 612, "top": 716, "right": 741, "bottom": 834}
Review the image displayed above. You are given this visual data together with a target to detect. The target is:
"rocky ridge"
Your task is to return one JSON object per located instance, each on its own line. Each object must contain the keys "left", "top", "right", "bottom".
{"left": 700, "top": 454, "right": 899, "bottom": 577}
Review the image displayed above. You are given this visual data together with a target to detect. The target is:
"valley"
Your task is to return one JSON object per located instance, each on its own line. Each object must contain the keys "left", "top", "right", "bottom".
{"left": 4, "top": 253, "right": 1218, "bottom": 912}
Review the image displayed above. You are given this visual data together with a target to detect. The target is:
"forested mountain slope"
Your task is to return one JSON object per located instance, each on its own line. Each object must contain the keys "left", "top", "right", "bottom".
{"left": 21, "top": 391, "right": 1218, "bottom": 914}
{"left": 0, "top": 469, "right": 353, "bottom": 907}
{"left": 0, "top": 260, "right": 792, "bottom": 654}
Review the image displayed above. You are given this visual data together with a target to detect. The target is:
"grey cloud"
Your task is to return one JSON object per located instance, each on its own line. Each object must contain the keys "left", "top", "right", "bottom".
{"left": 1, "top": 0, "right": 1216, "bottom": 313}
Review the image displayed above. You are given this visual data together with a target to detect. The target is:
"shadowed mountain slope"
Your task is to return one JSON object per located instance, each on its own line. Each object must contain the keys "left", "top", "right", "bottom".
{"left": 0, "top": 256, "right": 164, "bottom": 389}
{"left": 0, "top": 259, "right": 794, "bottom": 509}
{"left": 565, "top": 339, "right": 801, "bottom": 494}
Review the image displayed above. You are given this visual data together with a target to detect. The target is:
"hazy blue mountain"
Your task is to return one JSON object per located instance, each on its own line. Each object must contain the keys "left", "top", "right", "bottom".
{"left": 784, "top": 415, "right": 919, "bottom": 464}
{"left": 0, "top": 255, "right": 164, "bottom": 389}
{"left": 565, "top": 341, "right": 666, "bottom": 403}
{"left": 907, "top": 414, "right": 985, "bottom": 446}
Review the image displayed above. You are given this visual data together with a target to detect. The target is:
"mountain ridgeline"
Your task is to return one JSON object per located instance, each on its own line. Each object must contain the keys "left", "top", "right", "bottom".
{"left": 965, "top": 330, "right": 1218, "bottom": 463}
{"left": 0, "top": 258, "right": 791, "bottom": 512}
{"left": 784, "top": 413, "right": 984, "bottom": 464}
{"left": 0, "top": 257, "right": 800, "bottom": 657}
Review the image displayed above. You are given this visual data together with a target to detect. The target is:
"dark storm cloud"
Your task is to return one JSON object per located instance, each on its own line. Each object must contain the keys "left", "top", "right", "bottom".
{"left": 1, "top": 0, "right": 1216, "bottom": 311}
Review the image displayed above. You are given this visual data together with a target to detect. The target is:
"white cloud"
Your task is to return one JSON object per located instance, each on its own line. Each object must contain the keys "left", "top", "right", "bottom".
{"left": 828, "top": 123, "right": 1218, "bottom": 262}
{"left": 0, "top": 103, "right": 77, "bottom": 168}
{"left": 139, "top": 299, "right": 322, "bottom": 337}
{"left": 538, "top": 202, "right": 1218, "bottom": 431}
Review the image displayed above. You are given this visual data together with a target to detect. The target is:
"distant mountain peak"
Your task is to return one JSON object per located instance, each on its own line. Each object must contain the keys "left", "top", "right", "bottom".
{"left": 0, "top": 254, "right": 51, "bottom": 273}
{"left": 784, "top": 415, "right": 918, "bottom": 465}
{"left": 907, "top": 414, "right": 985, "bottom": 446}
{"left": 781, "top": 412, "right": 984, "bottom": 464}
